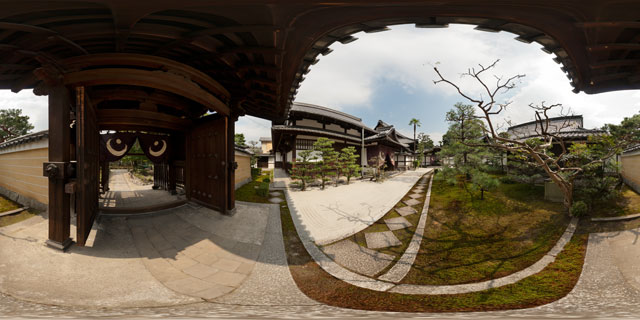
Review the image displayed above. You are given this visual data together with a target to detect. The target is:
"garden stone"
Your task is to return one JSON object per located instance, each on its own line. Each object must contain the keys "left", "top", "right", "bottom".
{"left": 403, "top": 199, "right": 421, "bottom": 207}
{"left": 365, "top": 231, "right": 402, "bottom": 249}
{"left": 384, "top": 216, "right": 412, "bottom": 231}
{"left": 396, "top": 206, "right": 417, "bottom": 216}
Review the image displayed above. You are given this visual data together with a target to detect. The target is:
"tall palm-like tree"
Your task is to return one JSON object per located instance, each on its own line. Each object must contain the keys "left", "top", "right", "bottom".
{"left": 408, "top": 118, "right": 421, "bottom": 153}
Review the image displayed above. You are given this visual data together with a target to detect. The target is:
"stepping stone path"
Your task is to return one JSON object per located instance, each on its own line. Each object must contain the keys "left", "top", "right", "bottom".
{"left": 268, "top": 197, "right": 283, "bottom": 204}
{"left": 269, "top": 192, "right": 281, "bottom": 197}
{"left": 403, "top": 199, "right": 421, "bottom": 207}
{"left": 396, "top": 206, "right": 417, "bottom": 217}
{"left": 408, "top": 193, "right": 421, "bottom": 199}
{"left": 384, "top": 216, "right": 412, "bottom": 231}
{"left": 365, "top": 231, "right": 402, "bottom": 249}
{"left": 322, "top": 239, "right": 395, "bottom": 277}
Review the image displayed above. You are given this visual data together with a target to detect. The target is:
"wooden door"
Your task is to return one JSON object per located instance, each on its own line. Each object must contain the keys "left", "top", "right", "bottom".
{"left": 76, "top": 87, "right": 100, "bottom": 246}
{"left": 187, "top": 115, "right": 227, "bottom": 212}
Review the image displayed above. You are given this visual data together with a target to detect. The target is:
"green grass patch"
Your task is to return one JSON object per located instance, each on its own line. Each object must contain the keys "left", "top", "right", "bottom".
{"left": 0, "top": 195, "right": 20, "bottom": 213}
{"left": 0, "top": 195, "right": 38, "bottom": 228}
{"left": 589, "top": 184, "right": 640, "bottom": 218}
{"left": 235, "top": 173, "right": 273, "bottom": 203}
{"left": 401, "top": 178, "right": 568, "bottom": 285}
{"left": 280, "top": 191, "right": 588, "bottom": 312}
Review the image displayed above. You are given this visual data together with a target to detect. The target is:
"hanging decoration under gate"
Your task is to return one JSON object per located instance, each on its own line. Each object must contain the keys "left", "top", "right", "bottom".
{"left": 138, "top": 134, "right": 170, "bottom": 163}
{"left": 99, "top": 133, "right": 137, "bottom": 162}
{"left": 99, "top": 132, "right": 170, "bottom": 164}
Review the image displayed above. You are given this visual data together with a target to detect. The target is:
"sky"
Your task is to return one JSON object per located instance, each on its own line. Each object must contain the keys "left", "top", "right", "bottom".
{"left": 3, "top": 24, "right": 639, "bottom": 144}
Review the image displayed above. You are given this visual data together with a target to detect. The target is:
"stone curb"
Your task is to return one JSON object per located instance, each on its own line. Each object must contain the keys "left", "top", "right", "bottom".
{"left": 0, "top": 207, "right": 27, "bottom": 218}
{"left": 285, "top": 173, "right": 580, "bottom": 295}
{"left": 591, "top": 212, "right": 640, "bottom": 222}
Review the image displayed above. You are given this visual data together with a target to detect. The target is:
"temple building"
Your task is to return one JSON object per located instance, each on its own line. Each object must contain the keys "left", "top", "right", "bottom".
{"left": 506, "top": 115, "right": 606, "bottom": 155}
{"left": 271, "top": 102, "right": 418, "bottom": 171}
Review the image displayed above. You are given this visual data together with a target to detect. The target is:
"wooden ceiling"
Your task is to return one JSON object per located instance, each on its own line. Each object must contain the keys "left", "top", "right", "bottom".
{"left": 0, "top": 1, "right": 638, "bottom": 122}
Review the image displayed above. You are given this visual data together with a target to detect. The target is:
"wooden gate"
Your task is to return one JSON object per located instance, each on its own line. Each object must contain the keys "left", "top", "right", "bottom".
{"left": 187, "top": 115, "right": 228, "bottom": 211}
{"left": 76, "top": 87, "right": 100, "bottom": 246}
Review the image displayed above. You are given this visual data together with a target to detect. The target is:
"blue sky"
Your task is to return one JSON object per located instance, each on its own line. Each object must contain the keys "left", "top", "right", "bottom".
{"left": 2, "top": 24, "right": 638, "bottom": 144}
{"left": 236, "top": 24, "right": 640, "bottom": 145}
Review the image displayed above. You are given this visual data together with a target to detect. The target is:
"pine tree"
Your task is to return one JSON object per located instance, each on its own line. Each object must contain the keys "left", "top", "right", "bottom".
{"left": 438, "top": 102, "right": 500, "bottom": 200}
{"left": 313, "top": 137, "right": 338, "bottom": 190}
{"left": 340, "top": 146, "right": 361, "bottom": 185}
{"left": 290, "top": 149, "right": 317, "bottom": 191}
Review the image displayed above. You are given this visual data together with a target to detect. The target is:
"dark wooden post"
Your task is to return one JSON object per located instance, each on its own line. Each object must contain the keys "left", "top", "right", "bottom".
{"left": 101, "top": 161, "right": 110, "bottom": 192}
{"left": 226, "top": 113, "right": 238, "bottom": 215}
{"left": 45, "top": 84, "right": 73, "bottom": 250}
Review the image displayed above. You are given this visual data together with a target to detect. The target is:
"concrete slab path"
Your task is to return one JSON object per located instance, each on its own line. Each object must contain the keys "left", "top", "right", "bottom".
{"left": 287, "top": 168, "right": 432, "bottom": 245}
{"left": 100, "top": 169, "right": 184, "bottom": 209}
{"left": 0, "top": 201, "right": 313, "bottom": 308}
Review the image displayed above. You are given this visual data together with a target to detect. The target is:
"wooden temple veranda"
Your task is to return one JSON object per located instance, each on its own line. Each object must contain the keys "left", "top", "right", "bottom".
{"left": 0, "top": 1, "right": 637, "bottom": 250}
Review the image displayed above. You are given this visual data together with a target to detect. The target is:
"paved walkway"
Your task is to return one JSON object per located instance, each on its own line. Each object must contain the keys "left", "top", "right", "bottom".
{"left": 100, "top": 169, "right": 184, "bottom": 209}
{"left": 286, "top": 172, "right": 580, "bottom": 294}
{"left": 287, "top": 168, "right": 432, "bottom": 245}
{"left": 0, "top": 201, "right": 314, "bottom": 308}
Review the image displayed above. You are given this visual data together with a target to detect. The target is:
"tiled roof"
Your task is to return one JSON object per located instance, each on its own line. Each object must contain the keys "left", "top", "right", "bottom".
{"left": 624, "top": 144, "right": 640, "bottom": 154}
{"left": 0, "top": 130, "right": 48, "bottom": 150}
{"left": 272, "top": 125, "right": 362, "bottom": 142}
{"left": 513, "top": 129, "right": 606, "bottom": 142}
{"left": 291, "top": 102, "right": 375, "bottom": 132}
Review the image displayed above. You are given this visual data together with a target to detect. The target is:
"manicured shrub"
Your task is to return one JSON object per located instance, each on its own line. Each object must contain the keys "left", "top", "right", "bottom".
{"left": 256, "top": 181, "right": 269, "bottom": 197}
{"left": 570, "top": 200, "right": 589, "bottom": 217}
{"left": 251, "top": 168, "right": 261, "bottom": 179}
{"left": 500, "top": 175, "right": 517, "bottom": 184}
{"left": 262, "top": 178, "right": 271, "bottom": 183}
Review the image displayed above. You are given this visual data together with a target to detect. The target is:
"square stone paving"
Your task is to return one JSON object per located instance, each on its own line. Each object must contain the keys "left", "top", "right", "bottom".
{"left": 322, "top": 239, "right": 396, "bottom": 277}
{"left": 384, "top": 216, "right": 412, "bottom": 231}
{"left": 409, "top": 193, "right": 422, "bottom": 199}
{"left": 269, "top": 192, "right": 281, "bottom": 197}
{"left": 365, "top": 231, "right": 402, "bottom": 249}
{"left": 403, "top": 199, "right": 421, "bottom": 207}
{"left": 395, "top": 206, "right": 417, "bottom": 216}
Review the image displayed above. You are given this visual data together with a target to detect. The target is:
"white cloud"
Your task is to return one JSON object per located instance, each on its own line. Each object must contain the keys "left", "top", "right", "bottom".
{"left": 235, "top": 115, "right": 272, "bottom": 144}
{"left": 0, "top": 90, "right": 48, "bottom": 131}
{"left": 296, "top": 23, "right": 639, "bottom": 138}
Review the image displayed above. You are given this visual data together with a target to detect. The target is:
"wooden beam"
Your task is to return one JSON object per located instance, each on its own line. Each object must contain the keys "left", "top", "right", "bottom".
{"left": 0, "top": 64, "right": 37, "bottom": 70}
{"left": 590, "top": 59, "right": 640, "bottom": 69}
{"left": 237, "top": 64, "right": 281, "bottom": 73}
{"left": 90, "top": 87, "right": 197, "bottom": 115}
{"left": 217, "top": 46, "right": 282, "bottom": 56}
{"left": 588, "top": 43, "right": 640, "bottom": 51}
{"left": 63, "top": 68, "right": 230, "bottom": 116}
{"left": 63, "top": 53, "right": 230, "bottom": 99}
{"left": 590, "top": 72, "right": 633, "bottom": 83}
{"left": 576, "top": 21, "right": 640, "bottom": 28}
{"left": 97, "top": 109, "right": 192, "bottom": 131}
{"left": 0, "top": 22, "right": 57, "bottom": 35}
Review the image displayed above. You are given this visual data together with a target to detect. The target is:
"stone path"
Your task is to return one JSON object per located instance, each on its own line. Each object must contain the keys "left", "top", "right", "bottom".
{"left": 365, "top": 231, "right": 402, "bottom": 249}
{"left": 287, "top": 168, "right": 432, "bottom": 245}
{"left": 287, "top": 172, "right": 582, "bottom": 295}
{"left": 100, "top": 169, "right": 184, "bottom": 209}
{"left": 321, "top": 239, "right": 395, "bottom": 277}
{"left": 396, "top": 206, "right": 417, "bottom": 216}
{"left": 378, "top": 174, "right": 434, "bottom": 283}
{"left": 0, "top": 200, "right": 314, "bottom": 307}
{"left": 384, "top": 216, "right": 412, "bottom": 231}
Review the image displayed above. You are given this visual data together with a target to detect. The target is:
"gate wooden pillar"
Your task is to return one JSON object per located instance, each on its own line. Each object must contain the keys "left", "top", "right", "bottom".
{"left": 226, "top": 113, "right": 238, "bottom": 215}
{"left": 44, "top": 84, "right": 73, "bottom": 250}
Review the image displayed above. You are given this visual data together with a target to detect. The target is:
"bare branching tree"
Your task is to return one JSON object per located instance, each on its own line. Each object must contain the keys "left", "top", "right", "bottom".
{"left": 433, "top": 59, "right": 638, "bottom": 214}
